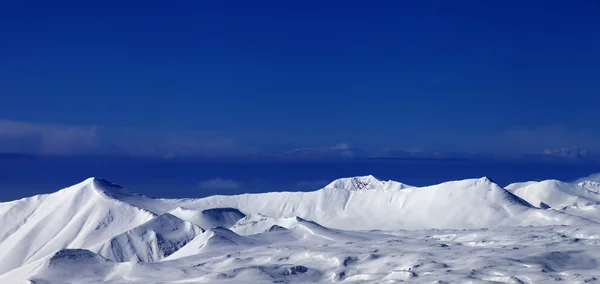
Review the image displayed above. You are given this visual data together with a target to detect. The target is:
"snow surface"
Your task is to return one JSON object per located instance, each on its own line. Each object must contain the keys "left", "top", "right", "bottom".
{"left": 323, "top": 175, "right": 413, "bottom": 191}
{"left": 169, "top": 207, "right": 246, "bottom": 229}
{"left": 579, "top": 181, "right": 600, "bottom": 193}
{"left": 93, "top": 213, "right": 203, "bottom": 262}
{"left": 2, "top": 175, "right": 600, "bottom": 283}
{"left": 505, "top": 179, "right": 600, "bottom": 209}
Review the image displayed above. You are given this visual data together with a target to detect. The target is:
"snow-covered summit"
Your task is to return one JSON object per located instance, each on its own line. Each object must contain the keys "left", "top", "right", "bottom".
{"left": 90, "top": 177, "right": 140, "bottom": 198}
{"left": 324, "top": 175, "right": 412, "bottom": 191}
{"left": 579, "top": 181, "right": 600, "bottom": 193}
{"left": 51, "top": 177, "right": 142, "bottom": 202}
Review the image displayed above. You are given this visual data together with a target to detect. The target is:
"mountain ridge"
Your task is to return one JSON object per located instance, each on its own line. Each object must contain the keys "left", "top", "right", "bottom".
{"left": 2, "top": 175, "right": 600, "bottom": 283}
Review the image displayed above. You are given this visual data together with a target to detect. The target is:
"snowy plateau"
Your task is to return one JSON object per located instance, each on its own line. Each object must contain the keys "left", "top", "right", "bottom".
{"left": 2, "top": 176, "right": 600, "bottom": 283}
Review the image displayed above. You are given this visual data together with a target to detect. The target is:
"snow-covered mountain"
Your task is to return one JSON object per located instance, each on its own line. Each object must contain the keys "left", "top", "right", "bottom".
{"left": 2, "top": 175, "right": 600, "bottom": 283}
{"left": 505, "top": 179, "right": 600, "bottom": 209}
{"left": 0, "top": 178, "right": 155, "bottom": 274}
{"left": 154, "top": 176, "right": 588, "bottom": 230}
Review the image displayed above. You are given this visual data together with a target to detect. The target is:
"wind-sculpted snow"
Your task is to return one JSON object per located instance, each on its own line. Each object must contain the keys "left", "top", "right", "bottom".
{"left": 94, "top": 213, "right": 203, "bottom": 262}
{"left": 2, "top": 175, "right": 600, "bottom": 283}
{"left": 4, "top": 226, "right": 600, "bottom": 283}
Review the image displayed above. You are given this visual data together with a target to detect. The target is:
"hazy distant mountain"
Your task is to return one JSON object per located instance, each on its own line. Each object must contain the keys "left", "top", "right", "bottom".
{"left": 278, "top": 144, "right": 367, "bottom": 161}
{"left": 542, "top": 147, "right": 590, "bottom": 159}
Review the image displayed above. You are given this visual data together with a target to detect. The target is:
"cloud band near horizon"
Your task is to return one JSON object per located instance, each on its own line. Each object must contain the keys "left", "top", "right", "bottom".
{"left": 0, "top": 119, "right": 598, "bottom": 157}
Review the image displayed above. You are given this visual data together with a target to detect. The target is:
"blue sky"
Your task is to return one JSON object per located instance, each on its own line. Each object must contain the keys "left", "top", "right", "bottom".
{"left": 1, "top": 0, "right": 599, "bottom": 157}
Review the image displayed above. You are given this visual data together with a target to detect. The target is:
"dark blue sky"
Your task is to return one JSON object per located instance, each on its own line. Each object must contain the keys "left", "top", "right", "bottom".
{"left": 1, "top": 0, "right": 599, "bottom": 156}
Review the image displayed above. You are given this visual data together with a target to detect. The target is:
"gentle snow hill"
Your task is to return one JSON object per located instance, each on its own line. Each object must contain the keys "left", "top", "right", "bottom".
{"left": 0, "top": 178, "right": 155, "bottom": 275}
{"left": 231, "top": 213, "right": 304, "bottom": 235}
{"left": 167, "top": 216, "right": 375, "bottom": 262}
{"left": 504, "top": 181, "right": 539, "bottom": 191}
{"left": 230, "top": 214, "right": 378, "bottom": 242}
{"left": 165, "top": 227, "right": 263, "bottom": 260}
{"left": 93, "top": 213, "right": 203, "bottom": 262}
{"left": 168, "top": 207, "right": 245, "bottom": 229}
{"left": 505, "top": 179, "right": 600, "bottom": 209}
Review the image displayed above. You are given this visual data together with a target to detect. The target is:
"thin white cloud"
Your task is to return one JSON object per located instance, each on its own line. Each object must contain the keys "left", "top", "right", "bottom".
{"left": 0, "top": 120, "right": 101, "bottom": 155}
{"left": 0, "top": 120, "right": 257, "bottom": 157}
{"left": 502, "top": 125, "right": 600, "bottom": 153}
{"left": 198, "top": 178, "right": 241, "bottom": 190}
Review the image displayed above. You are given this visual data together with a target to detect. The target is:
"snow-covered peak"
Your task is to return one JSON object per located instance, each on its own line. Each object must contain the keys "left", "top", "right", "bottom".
{"left": 89, "top": 177, "right": 139, "bottom": 199}
{"left": 324, "top": 175, "right": 412, "bottom": 191}
{"left": 55, "top": 177, "right": 139, "bottom": 202}
{"left": 325, "top": 175, "right": 383, "bottom": 190}
{"left": 0, "top": 177, "right": 156, "bottom": 274}
{"left": 579, "top": 181, "right": 600, "bottom": 193}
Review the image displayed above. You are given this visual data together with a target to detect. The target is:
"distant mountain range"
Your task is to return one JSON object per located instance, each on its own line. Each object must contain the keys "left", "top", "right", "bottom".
{"left": 274, "top": 146, "right": 600, "bottom": 163}
{"left": 1, "top": 147, "right": 598, "bottom": 163}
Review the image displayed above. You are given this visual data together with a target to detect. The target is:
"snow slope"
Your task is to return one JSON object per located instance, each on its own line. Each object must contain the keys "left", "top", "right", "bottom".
{"left": 94, "top": 213, "right": 203, "bottom": 262}
{"left": 231, "top": 213, "right": 303, "bottom": 235}
{"left": 579, "top": 180, "right": 600, "bottom": 193}
{"left": 165, "top": 227, "right": 264, "bottom": 260}
{"left": 0, "top": 178, "right": 155, "bottom": 274}
{"left": 505, "top": 179, "right": 600, "bottom": 209}
{"left": 168, "top": 207, "right": 246, "bottom": 229}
